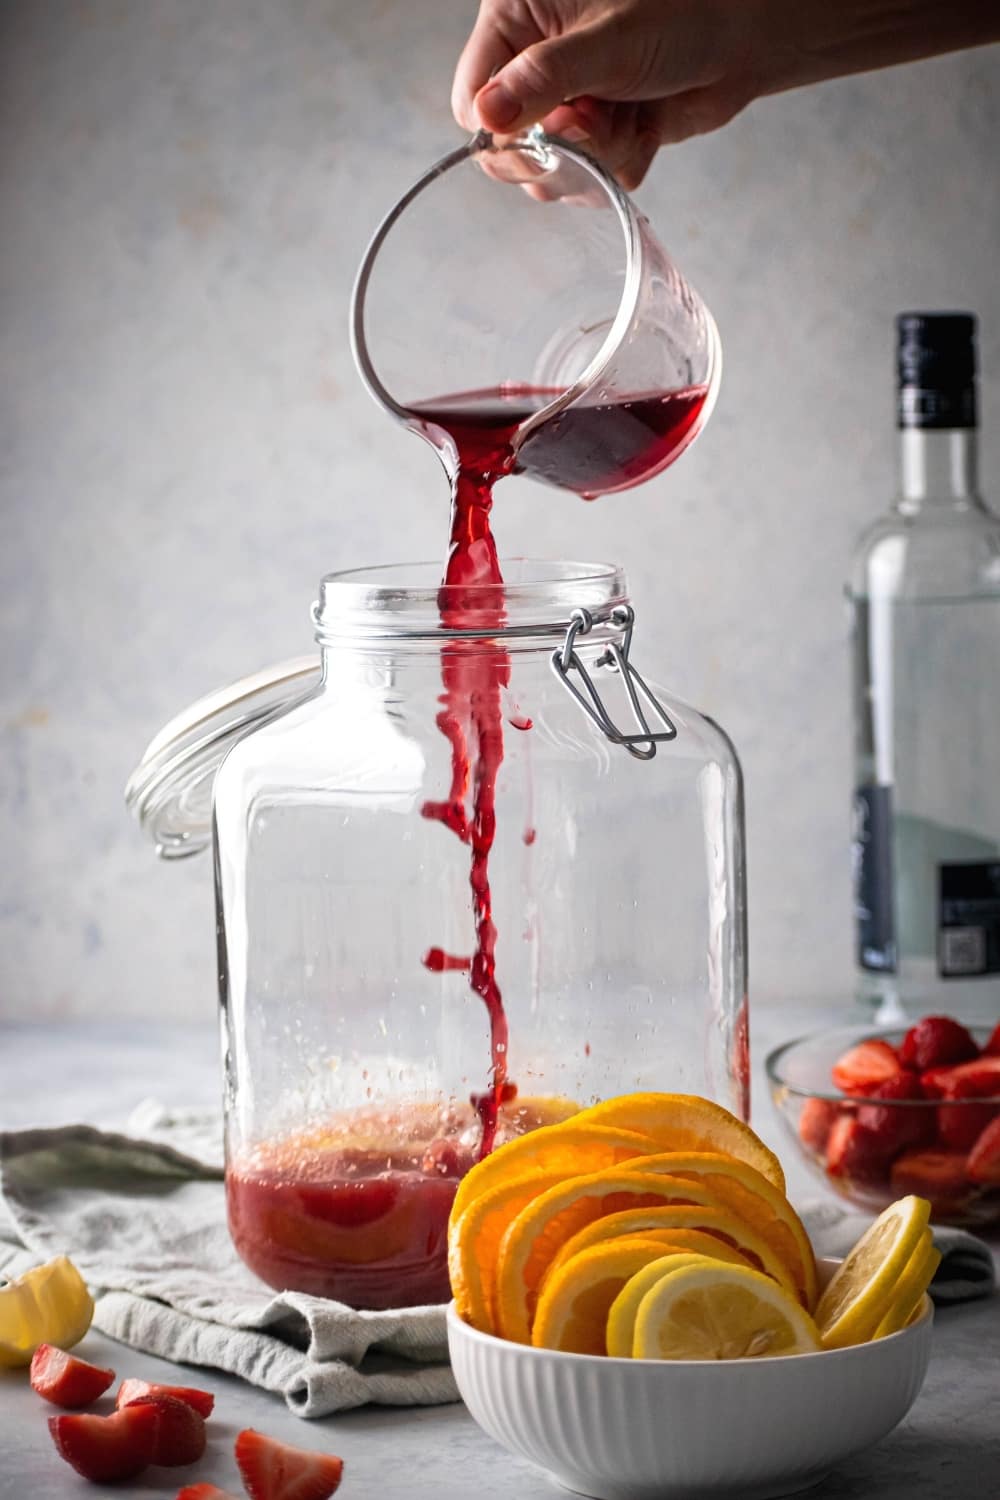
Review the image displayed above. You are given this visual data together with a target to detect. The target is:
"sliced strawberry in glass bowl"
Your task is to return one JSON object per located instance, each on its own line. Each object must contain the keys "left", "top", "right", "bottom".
{"left": 767, "top": 1019, "right": 1000, "bottom": 1226}
{"left": 967, "top": 1114, "right": 1000, "bottom": 1185}
{"left": 899, "top": 1015, "right": 979, "bottom": 1071}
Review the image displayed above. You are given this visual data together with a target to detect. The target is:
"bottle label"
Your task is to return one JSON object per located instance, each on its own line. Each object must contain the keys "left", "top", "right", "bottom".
{"left": 853, "top": 786, "right": 896, "bottom": 972}
{"left": 938, "top": 862, "right": 1000, "bottom": 977}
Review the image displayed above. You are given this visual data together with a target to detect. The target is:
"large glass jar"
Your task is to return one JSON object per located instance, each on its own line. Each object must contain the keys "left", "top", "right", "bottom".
{"left": 128, "top": 560, "right": 748, "bottom": 1309}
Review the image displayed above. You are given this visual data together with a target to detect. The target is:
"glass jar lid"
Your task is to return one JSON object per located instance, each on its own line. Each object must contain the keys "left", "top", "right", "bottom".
{"left": 125, "top": 657, "right": 320, "bottom": 858}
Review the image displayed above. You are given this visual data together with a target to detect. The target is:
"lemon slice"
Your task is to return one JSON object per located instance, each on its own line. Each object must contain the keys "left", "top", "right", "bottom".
{"left": 533, "top": 1241, "right": 709, "bottom": 1354}
{"left": 815, "top": 1195, "right": 931, "bottom": 1350}
{"left": 872, "top": 1234, "right": 940, "bottom": 1340}
{"left": 632, "top": 1259, "right": 821, "bottom": 1360}
{"left": 0, "top": 1256, "right": 94, "bottom": 1367}
{"left": 606, "top": 1249, "right": 745, "bottom": 1357}
{"left": 449, "top": 1122, "right": 657, "bottom": 1227}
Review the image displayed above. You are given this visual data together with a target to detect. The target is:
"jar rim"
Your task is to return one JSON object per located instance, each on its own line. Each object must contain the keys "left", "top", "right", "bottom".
{"left": 315, "top": 558, "right": 629, "bottom": 640}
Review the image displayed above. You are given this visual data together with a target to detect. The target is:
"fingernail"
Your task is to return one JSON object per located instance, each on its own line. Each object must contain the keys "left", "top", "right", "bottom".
{"left": 478, "top": 81, "right": 521, "bottom": 129}
{"left": 562, "top": 125, "right": 590, "bottom": 143}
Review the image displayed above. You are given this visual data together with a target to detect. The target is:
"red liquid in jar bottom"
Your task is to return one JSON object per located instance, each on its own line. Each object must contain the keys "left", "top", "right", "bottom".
{"left": 226, "top": 1094, "right": 538, "bottom": 1307}
{"left": 227, "top": 1162, "right": 461, "bottom": 1308}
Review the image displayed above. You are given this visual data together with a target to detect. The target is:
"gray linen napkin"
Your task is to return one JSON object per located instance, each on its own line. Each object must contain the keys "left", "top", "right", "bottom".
{"left": 0, "top": 1104, "right": 457, "bottom": 1418}
{"left": 799, "top": 1198, "right": 997, "bottom": 1302}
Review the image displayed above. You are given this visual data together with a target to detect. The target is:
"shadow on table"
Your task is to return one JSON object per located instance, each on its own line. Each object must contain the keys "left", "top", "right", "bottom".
{"left": 814, "top": 1430, "right": 1000, "bottom": 1499}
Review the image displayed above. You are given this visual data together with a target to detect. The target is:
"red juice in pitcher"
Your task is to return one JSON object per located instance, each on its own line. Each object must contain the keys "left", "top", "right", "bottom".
{"left": 409, "top": 383, "right": 709, "bottom": 499}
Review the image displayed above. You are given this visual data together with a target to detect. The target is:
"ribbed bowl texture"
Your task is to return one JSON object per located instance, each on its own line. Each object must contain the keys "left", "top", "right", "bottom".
{"left": 447, "top": 1260, "right": 933, "bottom": 1500}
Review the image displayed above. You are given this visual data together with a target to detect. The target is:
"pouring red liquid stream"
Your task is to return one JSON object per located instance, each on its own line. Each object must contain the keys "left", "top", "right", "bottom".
{"left": 417, "top": 395, "right": 521, "bottom": 1161}
{"left": 227, "top": 382, "right": 706, "bottom": 1306}
{"left": 415, "top": 381, "right": 708, "bottom": 1156}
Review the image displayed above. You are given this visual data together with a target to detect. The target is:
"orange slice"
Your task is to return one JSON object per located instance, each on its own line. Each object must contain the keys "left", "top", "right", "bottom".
{"left": 449, "top": 1170, "right": 566, "bottom": 1333}
{"left": 495, "top": 1169, "right": 795, "bottom": 1343}
{"left": 625, "top": 1152, "right": 817, "bottom": 1309}
{"left": 533, "top": 1244, "right": 712, "bottom": 1355}
{"left": 577, "top": 1094, "right": 785, "bottom": 1193}
{"left": 449, "top": 1121, "right": 657, "bottom": 1226}
{"left": 542, "top": 1218, "right": 755, "bottom": 1290}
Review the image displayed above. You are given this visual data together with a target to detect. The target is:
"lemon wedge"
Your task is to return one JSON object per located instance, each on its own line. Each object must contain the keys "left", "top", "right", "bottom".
{"left": 631, "top": 1257, "right": 821, "bottom": 1360}
{"left": 0, "top": 1256, "right": 95, "bottom": 1367}
{"left": 815, "top": 1195, "right": 931, "bottom": 1350}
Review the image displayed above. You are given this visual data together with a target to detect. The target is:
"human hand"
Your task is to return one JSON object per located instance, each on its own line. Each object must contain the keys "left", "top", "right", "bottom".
{"left": 452, "top": 0, "right": 1000, "bottom": 188}
{"left": 452, "top": 0, "right": 768, "bottom": 189}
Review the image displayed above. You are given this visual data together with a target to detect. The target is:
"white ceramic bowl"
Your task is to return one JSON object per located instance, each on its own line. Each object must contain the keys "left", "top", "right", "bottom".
{"left": 447, "top": 1260, "right": 933, "bottom": 1500}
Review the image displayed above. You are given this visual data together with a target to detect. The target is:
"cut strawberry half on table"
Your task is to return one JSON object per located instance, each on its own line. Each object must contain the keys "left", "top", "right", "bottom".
{"left": 798, "top": 1096, "right": 841, "bottom": 1152}
{"left": 49, "top": 1403, "right": 158, "bottom": 1482}
{"left": 235, "top": 1428, "right": 344, "bottom": 1500}
{"left": 966, "top": 1114, "right": 1000, "bottom": 1185}
{"left": 117, "top": 1377, "right": 215, "bottom": 1418}
{"left": 825, "top": 1115, "right": 892, "bottom": 1182}
{"left": 831, "top": 1039, "right": 902, "bottom": 1096}
{"left": 899, "top": 1015, "right": 979, "bottom": 1071}
{"left": 890, "top": 1147, "right": 969, "bottom": 1204}
{"left": 30, "top": 1344, "right": 115, "bottom": 1408}
{"left": 176, "top": 1487, "right": 242, "bottom": 1500}
{"left": 128, "top": 1393, "right": 207, "bottom": 1466}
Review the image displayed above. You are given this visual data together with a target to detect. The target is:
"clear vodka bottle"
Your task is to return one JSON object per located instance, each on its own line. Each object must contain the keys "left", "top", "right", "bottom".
{"left": 850, "top": 313, "right": 1000, "bottom": 1022}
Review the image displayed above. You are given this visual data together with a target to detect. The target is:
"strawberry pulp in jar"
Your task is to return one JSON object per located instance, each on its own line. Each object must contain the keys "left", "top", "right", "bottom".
{"left": 226, "top": 1094, "right": 559, "bottom": 1307}
{"left": 225, "top": 1107, "right": 471, "bottom": 1306}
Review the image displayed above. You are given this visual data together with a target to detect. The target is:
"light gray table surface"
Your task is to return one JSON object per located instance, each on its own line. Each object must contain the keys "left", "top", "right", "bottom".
{"left": 1, "top": 1004, "right": 997, "bottom": 1499}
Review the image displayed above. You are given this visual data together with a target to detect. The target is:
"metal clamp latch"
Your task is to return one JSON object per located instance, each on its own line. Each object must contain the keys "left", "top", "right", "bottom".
{"left": 551, "top": 606, "right": 677, "bottom": 761}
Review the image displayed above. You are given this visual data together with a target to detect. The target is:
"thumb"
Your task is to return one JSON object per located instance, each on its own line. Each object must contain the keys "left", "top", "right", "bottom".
{"left": 474, "top": 28, "right": 609, "bottom": 132}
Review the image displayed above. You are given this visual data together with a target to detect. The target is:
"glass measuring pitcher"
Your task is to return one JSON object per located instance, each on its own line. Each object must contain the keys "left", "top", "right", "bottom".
{"left": 351, "top": 130, "right": 721, "bottom": 499}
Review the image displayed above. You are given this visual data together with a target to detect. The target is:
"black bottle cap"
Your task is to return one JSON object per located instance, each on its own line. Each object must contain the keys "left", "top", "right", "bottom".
{"left": 897, "top": 312, "right": 977, "bottom": 429}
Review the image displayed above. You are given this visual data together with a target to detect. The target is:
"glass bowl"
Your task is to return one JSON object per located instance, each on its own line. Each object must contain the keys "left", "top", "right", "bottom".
{"left": 766, "top": 1023, "right": 1000, "bottom": 1227}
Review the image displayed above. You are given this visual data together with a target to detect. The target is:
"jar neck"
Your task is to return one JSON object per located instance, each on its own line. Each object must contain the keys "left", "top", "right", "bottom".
{"left": 897, "top": 428, "right": 979, "bottom": 512}
{"left": 313, "top": 560, "right": 631, "bottom": 654}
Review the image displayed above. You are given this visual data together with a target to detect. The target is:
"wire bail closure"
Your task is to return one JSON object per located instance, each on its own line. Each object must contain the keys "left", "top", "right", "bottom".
{"left": 551, "top": 605, "right": 678, "bottom": 760}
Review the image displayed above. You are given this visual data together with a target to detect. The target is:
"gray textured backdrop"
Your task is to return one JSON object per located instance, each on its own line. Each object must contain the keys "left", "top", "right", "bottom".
{"left": 2, "top": 2, "right": 998, "bottom": 1021}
